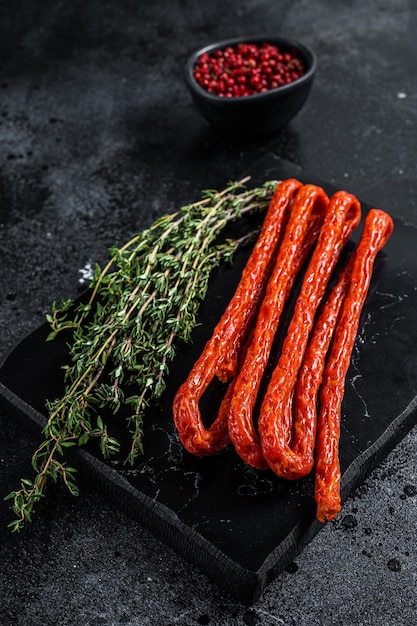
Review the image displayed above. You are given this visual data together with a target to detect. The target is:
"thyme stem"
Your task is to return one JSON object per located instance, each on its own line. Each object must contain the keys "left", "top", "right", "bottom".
{"left": 5, "top": 178, "right": 278, "bottom": 531}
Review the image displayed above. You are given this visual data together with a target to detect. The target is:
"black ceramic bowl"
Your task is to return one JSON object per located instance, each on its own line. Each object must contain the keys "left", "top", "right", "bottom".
{"left": 185, "top": 35, "right": 317, "bottom": 136}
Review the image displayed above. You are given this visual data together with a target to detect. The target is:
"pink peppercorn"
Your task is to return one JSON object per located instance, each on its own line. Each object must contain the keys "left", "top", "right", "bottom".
{"left": 193, "top": 42, "right": 305, "bottom": 97}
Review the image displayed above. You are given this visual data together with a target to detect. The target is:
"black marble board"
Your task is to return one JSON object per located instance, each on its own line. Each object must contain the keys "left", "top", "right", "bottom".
{"left": 1, "top": 155, "right": 417, "bottom": 604}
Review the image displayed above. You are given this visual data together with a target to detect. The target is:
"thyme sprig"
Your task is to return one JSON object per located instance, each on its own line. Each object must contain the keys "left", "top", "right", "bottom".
{"left": 5, "top": 178, "right": 277, "bottom": 531}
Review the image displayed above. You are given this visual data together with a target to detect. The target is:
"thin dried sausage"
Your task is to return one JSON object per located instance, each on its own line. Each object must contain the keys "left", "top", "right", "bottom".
{"left": 290, "top": 254, "right": 355, "bottom": 479}
{"left": 315, "top": 208, "right": 393, "bottom": 522}
{"left": 258, "top": 191, "right": 361, "bottom": 478}
{"left": 172, "top": 178, "right": 303, "bottom": 455}
{"left": 228, "top": 184, "right": 329, "bottom": 469}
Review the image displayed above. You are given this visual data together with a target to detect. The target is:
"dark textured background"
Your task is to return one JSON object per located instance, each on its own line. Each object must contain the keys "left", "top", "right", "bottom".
{"left": 1, "top": 1, "right": 416, "bottom": 624}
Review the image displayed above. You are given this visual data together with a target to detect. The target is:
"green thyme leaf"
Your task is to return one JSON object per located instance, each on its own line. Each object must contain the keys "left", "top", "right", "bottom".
{"left": 5, "top": 177, "right": 278, "bottom": 529}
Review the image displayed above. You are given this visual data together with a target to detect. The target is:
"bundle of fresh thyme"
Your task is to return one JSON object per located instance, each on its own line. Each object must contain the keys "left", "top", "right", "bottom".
{"left": 5, "top": 178, "right": 277, "bottom": 531}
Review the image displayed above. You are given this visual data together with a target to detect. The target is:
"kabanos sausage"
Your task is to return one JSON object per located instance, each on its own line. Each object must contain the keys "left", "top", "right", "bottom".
{"left": 315, "top": 208, "right": 393, "bottom": 523}
{"left": 172, "top": 178, "right": 303, "bottom": 456}
{"left": 258, "top": 190, "right": 362, "bottom": 478}
{"left": 228, "top": 184, "right": 329, "bottom": 469}
{"left": 290, "top": 254, "right": 355, "bottom": 480}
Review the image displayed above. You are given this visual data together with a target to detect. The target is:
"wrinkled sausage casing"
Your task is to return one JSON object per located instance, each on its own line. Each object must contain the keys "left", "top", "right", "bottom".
{"left": 314, "top": 208, "right": 393, "bottom": 522}
{"left": 258, "top": 190, "right": 361, "bottom": 479}
{"left": 172, "top": 178, "right": 303, "bottom": 456}
{"left": 172, "top": 177, "right": 393, "bottom": 525}
{"left": 228, "top": 183, "right": 329, "bottom": 469}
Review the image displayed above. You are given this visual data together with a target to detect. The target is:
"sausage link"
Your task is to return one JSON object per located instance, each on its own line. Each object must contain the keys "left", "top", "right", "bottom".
{"left": 290, "top": 255, "right": 355, "bottom": 478}
{"left": 172, "top": 178, "right": 303, "bottom": 456}
{"left": 258, "top": 191, "right": 362, "bottom": 478}
{"left": 315, "top": 208, "right": 393, "bottom": 522}
{"left": 228, "top": 184, "right": 329, "bottom": 469}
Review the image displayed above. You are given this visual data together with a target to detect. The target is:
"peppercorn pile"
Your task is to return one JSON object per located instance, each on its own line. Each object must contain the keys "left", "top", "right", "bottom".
{"left": 193, "top": 42, "right": 305, "bottom": 97}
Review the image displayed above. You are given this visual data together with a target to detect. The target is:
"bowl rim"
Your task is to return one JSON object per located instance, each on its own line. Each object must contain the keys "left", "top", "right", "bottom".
{"left": 185, "top": 34, "right": 317, "bottom": 103}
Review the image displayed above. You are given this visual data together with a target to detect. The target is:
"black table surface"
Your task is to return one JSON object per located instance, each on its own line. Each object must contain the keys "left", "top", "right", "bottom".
{"left": 1, "top": 1, "right": 417, "bottom": 625}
